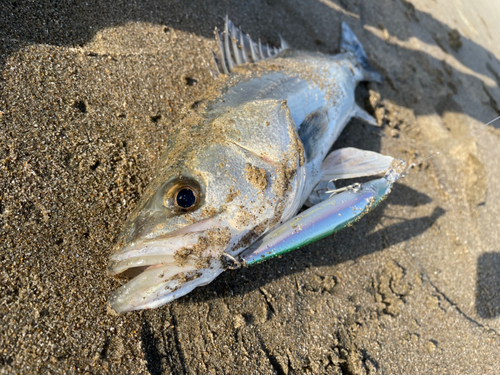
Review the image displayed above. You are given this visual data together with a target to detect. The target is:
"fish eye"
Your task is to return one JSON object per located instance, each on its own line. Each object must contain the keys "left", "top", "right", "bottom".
{"left": 175, "top": 187, "right": 197, "bottom": 209}
{"left": 163, "top": 178, "right": 202, "bottom": 212}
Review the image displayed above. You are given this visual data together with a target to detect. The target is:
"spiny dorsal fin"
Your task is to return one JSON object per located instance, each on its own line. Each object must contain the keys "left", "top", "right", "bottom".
{"left": 214, "top": 16, "right": 289, "bottom": 74}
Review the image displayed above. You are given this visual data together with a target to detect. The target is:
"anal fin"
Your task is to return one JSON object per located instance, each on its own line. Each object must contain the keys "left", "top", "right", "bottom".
{"left": 353, "top": 104, "right": 379, "bottom": 126}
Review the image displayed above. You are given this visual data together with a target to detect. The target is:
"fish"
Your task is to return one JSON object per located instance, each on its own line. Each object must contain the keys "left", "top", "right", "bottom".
{"left": 107, "top": 18, "right": 402, "bottom": 313}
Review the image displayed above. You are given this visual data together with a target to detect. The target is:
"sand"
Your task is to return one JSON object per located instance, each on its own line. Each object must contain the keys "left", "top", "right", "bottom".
{"left": 1, "top": 0, "right": 500, "bottom": 373}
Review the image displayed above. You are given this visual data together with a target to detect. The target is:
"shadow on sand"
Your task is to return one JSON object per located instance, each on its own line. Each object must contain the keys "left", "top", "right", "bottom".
{"left": 476, "top": 252, "right": 500, "bottom": 318}
{"left": 1, "top": 0, "right": 499, "bottom": 126}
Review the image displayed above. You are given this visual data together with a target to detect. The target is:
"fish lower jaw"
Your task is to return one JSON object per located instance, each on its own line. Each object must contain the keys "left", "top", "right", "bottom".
{"left": 108, "top": 259, "right": 224, "bottom": 314}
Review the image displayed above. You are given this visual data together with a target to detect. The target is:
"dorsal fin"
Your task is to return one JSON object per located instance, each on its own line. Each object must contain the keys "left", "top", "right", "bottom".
{"left": 214, "top": 16, "right": 289, "bottom": 74}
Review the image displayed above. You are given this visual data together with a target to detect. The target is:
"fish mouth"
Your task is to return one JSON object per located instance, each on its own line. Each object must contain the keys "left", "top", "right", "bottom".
{"left": 108, "top": 232, "right": 200, "bottom": 277}
{"left": 107, "top": 219, "right": 228, "bottom": 314}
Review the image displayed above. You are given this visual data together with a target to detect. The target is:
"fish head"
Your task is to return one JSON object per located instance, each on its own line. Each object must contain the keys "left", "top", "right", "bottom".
{"left": 108, "top": 99, "right": 305, "bottom": 313}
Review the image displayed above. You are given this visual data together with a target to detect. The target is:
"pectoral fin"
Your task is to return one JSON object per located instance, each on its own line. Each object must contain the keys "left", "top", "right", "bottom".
{"left": 298, "top": 108, "right": 329, "bottom": 160}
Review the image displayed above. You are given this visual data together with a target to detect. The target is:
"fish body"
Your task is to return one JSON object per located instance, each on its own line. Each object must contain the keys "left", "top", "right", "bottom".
{"left": 108, "top": 20, "right": 390, "bottom": 313}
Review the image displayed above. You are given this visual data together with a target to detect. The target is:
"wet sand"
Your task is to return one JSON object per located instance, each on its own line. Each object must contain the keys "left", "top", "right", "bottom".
{"left": 1, "top": 0, "right": 500, "bottom": 373}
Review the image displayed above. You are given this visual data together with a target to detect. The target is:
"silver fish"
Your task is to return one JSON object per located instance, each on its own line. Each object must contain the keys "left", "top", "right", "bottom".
{"left": 107, "top": 18, "right": 398, "bottom": 313}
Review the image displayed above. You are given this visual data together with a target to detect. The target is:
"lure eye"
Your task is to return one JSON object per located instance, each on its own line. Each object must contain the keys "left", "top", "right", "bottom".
{"left": 163, "top": 178, "right": 202, "bottom": 213}
{"left": 175, "top": 187, "right": 197, "bottom": 209}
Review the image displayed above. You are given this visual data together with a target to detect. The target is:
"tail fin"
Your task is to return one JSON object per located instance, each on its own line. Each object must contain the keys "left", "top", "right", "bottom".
{"left": 340, "top": 22, "right": 382, "bottom": 83}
